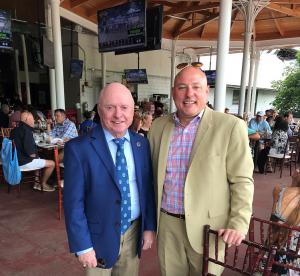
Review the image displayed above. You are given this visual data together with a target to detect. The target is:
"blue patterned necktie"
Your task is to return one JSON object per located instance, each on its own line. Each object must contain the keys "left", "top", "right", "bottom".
{"left": 113, "top": 138, "right": 131, "bottom": 234}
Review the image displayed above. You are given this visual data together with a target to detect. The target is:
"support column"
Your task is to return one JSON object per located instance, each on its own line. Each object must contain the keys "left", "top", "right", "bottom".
{"left": 214, "top": 0, "right": 233, "bottom": 112}
{"left": 14, "top": 49, "right": 22, "bottom": 101}
{"left": 251, "top": 50, "right": 261, "bottom": 115}
{"left": 49, "top": 0, "right": 65, "bottom": 109}
{"left": 45, "top": 0, "right": 57, "bottom": 113}
{"left": 101, "top": 53, "right": 106, "bottom": 90}
{"left": 169, "top": 39, "right": 176, "bottom": 113}
{"left": 245, "top": 41, "right": 256, "bottom": 114}
{"left": 21, "top": 34, "right": 31, "bottom": 105}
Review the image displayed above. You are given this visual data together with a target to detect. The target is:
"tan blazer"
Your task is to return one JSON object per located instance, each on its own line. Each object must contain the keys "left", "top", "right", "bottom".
{"left": 148, "top": 107, "right": 254, "bottom": 254}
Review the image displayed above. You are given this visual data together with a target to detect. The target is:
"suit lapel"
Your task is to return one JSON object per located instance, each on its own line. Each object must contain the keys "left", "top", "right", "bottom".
{"left": 188, "top": 107, "right": 213, "bottom": 167}
{"left": 157, "top": 116, "right": 174, "bottom": 187}
{"left": 129, "top": 132, "right": 142, "bottom": 193}
{"left": 90, "top": 126, "right": 119, "bottom": 189}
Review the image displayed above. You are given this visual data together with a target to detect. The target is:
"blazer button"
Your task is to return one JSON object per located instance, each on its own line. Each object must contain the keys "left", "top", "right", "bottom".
{"left": 115, "top": 200, "right": 121, "bottom": 205}
{"left": 115, "top": 222, "right": 120, "bottom": 227}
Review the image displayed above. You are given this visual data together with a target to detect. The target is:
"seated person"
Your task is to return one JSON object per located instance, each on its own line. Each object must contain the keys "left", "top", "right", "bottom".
{"left": 79, "top": 111, "right": 97, "bottom": 135}
{"left": 10, "top": 111, "right": 55, "bottom": 192}
{"left": 270, "top": 169, "right": 300, "bottom": 275}
{"left": 248, "top": 111, "right": 272, "bottom": 135}
{"left": 47, "top": 109, "right": 78, "bottom": 142}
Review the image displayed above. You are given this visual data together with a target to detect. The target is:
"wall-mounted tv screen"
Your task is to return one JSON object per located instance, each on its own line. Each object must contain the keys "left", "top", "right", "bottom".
{"left": 70, "top": 59, "right": 83, "bottom": 79}
{"left": 115, "top": 5, "right": 163, "bottom": 55}
{"left": 97, "top": 0, "right": 146, "bottom": 53}
{"left": 42, "top": 36, "right": 54, "bottom": 68}
{"left": 0, "top": 10, "right": 12, "bottom": 50}
{"left": 205, "top": 70, "right": 216, "bottom": 87}
{"left": 125, "top": 69, "right": 148, "bottom": 84}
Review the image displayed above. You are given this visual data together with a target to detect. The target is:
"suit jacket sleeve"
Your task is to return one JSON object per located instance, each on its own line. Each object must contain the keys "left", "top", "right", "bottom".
{"left": 226, "top": 119, "right": 254, "bottom": 234}
{"left": 63, "top": 141, "right": 93, "bottom": 253}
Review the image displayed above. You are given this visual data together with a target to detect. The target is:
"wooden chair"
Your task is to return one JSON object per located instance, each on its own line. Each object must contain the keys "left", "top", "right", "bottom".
{"left": 202, "top": 224, "right": 277, "bottom": 276}
{"left": 249, "top": 216, "right": 300, "bottom": 275}
{"left": 1, "top": 127, "right": 12, "bottom": 138}
{"left": 287, "top": 136, "right": 300, "bottom": 174}
{"left": 54, "top": 147, "right": 63, "bottom": 220}
{"left": 266, "top": 141, "right": 291, "bottom": 178}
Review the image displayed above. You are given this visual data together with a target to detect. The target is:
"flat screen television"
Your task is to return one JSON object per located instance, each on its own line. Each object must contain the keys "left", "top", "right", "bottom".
{"left": 125, "top": 69, "right": 148, "bottom": 84}
{"left": 0, "top": 10, "right": 12, "bottom": 50}
{"left": 97, "top": 0, "right": 146, "bottom": 53}
{"left": 70, "top": 59, "right": 83, "bottom": 79}
{"left": 42, "top": 36, "right": 54, "bottom": 68}
{"left": 205, "top": 70, "right": 216, "bottom": 87}
{"left": 115, "top": 5, "right": 163, "bottom": 55}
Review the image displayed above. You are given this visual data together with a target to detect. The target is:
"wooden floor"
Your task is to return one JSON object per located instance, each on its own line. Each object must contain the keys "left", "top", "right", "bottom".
{"left": 0, "top": 167, "right": 296, "bottom": 276}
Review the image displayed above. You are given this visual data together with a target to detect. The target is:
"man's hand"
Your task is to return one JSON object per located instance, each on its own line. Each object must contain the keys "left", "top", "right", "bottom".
{"left": 218, "top": 229, "right": 245, "bottom": 246}
{"left": 142, "top": 230, "right": 155, "bottom": 250}
{"left": 78, "top": 250, "right": 97, "bottom": 268}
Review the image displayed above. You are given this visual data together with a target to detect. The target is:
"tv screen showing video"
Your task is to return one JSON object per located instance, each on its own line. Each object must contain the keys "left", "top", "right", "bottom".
{"left": 205, "top": 70, "right": 216, "bottom": 87}
{"left": 70, "top": 59, "right": 83, "bottom": 79}
{"left": 0, "top": 10, "right": 12, "bottom": 50}
{"left": 125, "top": 69, "right": 148, "bottom": 84}
{"left": 97, "top": 0, "right": 146, "bottom": 53}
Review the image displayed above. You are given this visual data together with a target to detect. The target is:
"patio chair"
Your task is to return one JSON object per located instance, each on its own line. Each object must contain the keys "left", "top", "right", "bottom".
{"left": 249, "top": 216, "right": 300, "bottom": 275}
{"left": 287, "top": 136, "right": 300, "bottom": 174}
{"left": 202, "top": 224, "right": 277, "bottom": 276}
{"left": 266, "top": 141, "right": 291, "bottom": 178}
{"left": 54, "top": 147, "right": 64, "bottom": 220}
{"left": 1, "top": 127, "right": 12, "bottom": 138}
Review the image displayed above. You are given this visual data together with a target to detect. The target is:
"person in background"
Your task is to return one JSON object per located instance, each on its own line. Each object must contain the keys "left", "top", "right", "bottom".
{"left": 139, "top": 112, "right": 153, "bottom": 137}
{"left": 248, "top": 111, "right": 272, "bottom": 134}
{"left": 283, "top": 111, "right": 294, "bottom": 137}
{"left": 130, "top": 112, "right": 143, "bottom": 133}
{"left": 10, "top": 111, "right": 55, "bottom": 192}
{"left": 11, "top": 94, "right": 23, "bottom": 108}
{"left": 92, "top": 104, "right": 100, "bottom": 124}
{"left": 47, "top": 109, "right": 78, "bottom": 142}
{"left": 9, "top": 105, "right": 23, "bottom": 128}
{"left": 63, "top": 83, "right": 156, "bottom": 275}
{"left": 269, "top": 169, "right": 300, "bottom": 275}
{"left": 266, "top": 116, "right": 275, "bottom": 129}
{"left": 148, "top": 66, "right": 254, "bottom": 276}
{"left": 79, "top": 111, "right": 97, "bottom": 135}
{"left": 224, "top": 107, "right": 230, "bottom": 114}
{"left": 0, "top": 104, "right": 10, "bottom": 128}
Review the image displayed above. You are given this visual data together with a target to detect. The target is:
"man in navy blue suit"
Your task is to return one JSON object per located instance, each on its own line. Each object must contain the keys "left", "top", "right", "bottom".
{"left": 63, "top": 83, "right": 156, "bottom": 276}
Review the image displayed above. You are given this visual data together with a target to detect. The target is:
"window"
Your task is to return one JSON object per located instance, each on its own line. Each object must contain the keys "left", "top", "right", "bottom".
{"left": 232, "top": 90, "right": 240, "bottom": 105}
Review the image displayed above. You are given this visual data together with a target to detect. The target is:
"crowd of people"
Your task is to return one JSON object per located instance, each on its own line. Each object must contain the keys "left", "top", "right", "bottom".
{"left": 1, "top": 67, "right": 299, "bottom": 276}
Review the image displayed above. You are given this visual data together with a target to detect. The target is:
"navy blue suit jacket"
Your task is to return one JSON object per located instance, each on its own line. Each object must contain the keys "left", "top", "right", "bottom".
{"left": 63, "top": 125, "right": 156, "bottom": 268}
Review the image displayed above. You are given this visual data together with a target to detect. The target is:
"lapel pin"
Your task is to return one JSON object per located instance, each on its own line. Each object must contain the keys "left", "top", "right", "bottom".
{"left": 136, "top": 142, "right": 141, "bottom": 147}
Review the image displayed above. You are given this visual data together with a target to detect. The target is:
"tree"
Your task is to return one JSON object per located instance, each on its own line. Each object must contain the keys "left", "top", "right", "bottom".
{"left": 272, "top": 51, "right": 300, "bottom": 117}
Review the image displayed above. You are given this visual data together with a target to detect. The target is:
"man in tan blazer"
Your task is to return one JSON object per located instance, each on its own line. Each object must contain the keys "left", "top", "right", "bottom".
{"left": 148, "top": 66, "right": 254, "bottom": 276}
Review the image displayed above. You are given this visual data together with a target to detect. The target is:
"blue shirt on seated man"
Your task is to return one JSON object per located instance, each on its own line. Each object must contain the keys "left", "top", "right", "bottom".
{"left": 248, "top": 111, "right": 272, "bottom": 134}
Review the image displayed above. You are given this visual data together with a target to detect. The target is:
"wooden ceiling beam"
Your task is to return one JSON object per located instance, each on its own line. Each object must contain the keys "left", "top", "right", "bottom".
{"left": 270, "top": 0, "right": 300, "bottom": 3}
{"left": 271, "top": 11, "right": 285, "bottom": 36}
{"left": 172, "top": 13, "right": 191, "bottom": 37}
{"left": 164, "top": 3, "right": 219, "bottom": 16}
{"left": 87, "top": 0, "right": 127, "bottom": 17}
{"left": 266, "top": 3, "right": 300, "bottom": 18}
{"left": 148, "top": 1, "right": 177, "bottom": 8}
{"left": 175, "top": 12, "right": 220, "bottom": 37}
{"left": 70, "top": 0, "right": 89, "bottom": 8}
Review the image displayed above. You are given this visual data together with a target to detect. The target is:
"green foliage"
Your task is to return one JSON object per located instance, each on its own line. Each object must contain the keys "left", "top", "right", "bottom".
{"left": 272, "top": 51, "right": 300, "bottom": 117}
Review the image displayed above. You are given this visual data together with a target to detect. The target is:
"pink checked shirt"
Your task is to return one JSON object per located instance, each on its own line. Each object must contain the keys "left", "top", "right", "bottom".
{"left": 161, "top": 111, "right": 203, "bottom": 215}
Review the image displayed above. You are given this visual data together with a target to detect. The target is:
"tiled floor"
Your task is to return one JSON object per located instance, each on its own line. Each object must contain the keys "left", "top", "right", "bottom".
{"left": 0, "top": 167, "right": 295, "bottom": 276}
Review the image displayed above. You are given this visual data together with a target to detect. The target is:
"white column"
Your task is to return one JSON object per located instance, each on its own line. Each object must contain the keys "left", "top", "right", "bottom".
{"left": 49, "top": 0, "right": 65, "bottom": 109}
{"left": 238, "top": 31, "right": 251, "bottom": 116}
{"left": 251, "top": 50, "right": 261, "bottom": 115}
{"left": 14, "top": 49, "right": 22, "bottom": 101}
{"left": 245, "top": 42, "right": 255, "bottom": 114}
{"left": 101, "top": 53, "right": 106, "bottom": 89}
{"left": 45, "top": 0, "right": 57, "bottom": 114}
{"left": 21, "top": 34, "right": 31, "bottom": 105}
{"left": 214, "top": 0, "right": 233, "bottom": 112}
{"left": 169, "top": 39, "right": 176, "bottom": 113}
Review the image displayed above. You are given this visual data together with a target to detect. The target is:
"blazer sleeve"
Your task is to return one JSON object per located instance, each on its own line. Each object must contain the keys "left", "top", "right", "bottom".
{"left": 143, "top": 138, "right": 157, "bottom": 231}
{"left": 63, "top": 141, "right": 93, "bottom": 253}
{"left": 226, "top": 119, "right": 254, "bottom": 234}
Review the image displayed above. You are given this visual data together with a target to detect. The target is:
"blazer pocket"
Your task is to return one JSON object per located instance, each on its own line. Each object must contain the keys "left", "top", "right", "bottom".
{"left": 88, "top": 222, "right": 103, "bottom": 235}
{"left": 208, "top": 207, "right": 228, "bottom": 218}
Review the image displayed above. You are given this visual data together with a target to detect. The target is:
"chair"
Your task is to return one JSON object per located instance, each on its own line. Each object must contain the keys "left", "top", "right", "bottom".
{"left": 54, "top": 147, "right": 63, "bottom": 220}
{"left": 249, "top": 216, "right": 300, "bottom": 275}
{"left": 202, "top": 224, "right": 277, "bottom": 276}
{"left": 288, "top": 136, "right": 300, "bottom": 175}
{"left": 266, "top": 141, "right": 291, "bottom": 178}
{"left": 1, "top": 127, "right": 12, "bottom": 138}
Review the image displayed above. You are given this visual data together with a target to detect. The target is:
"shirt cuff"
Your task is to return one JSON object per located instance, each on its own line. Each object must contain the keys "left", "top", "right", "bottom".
{"left": 77, "top": 248, "right": 93, "bottom": 256}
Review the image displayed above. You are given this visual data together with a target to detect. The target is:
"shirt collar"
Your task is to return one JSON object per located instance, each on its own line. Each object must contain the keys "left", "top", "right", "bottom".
{"left": 103, "top": 127, "right": 130, "bottom": 143}
{"left": 173, "top": 109, "right": 204, "bottom": 127}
